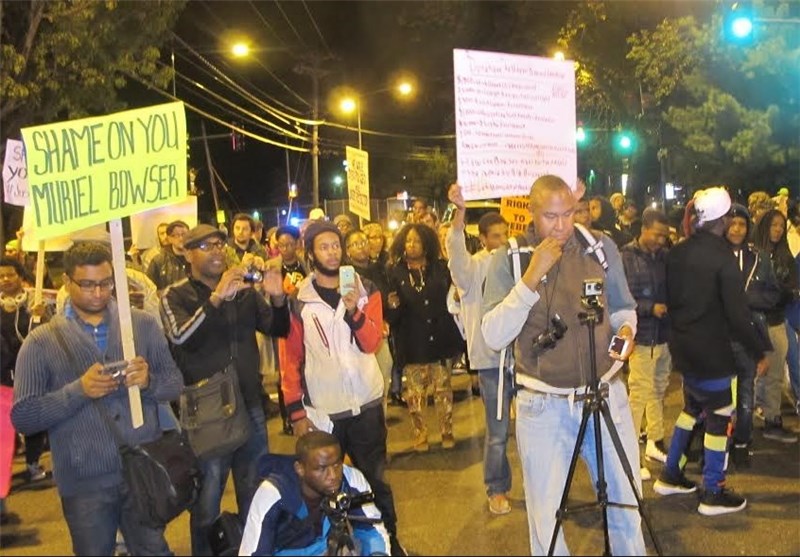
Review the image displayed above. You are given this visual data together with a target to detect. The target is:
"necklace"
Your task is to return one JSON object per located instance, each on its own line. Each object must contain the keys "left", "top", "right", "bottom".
{"left": 408, "top": 267, "right": 426, "bottom": 293}
{"left": 0, "top": 291, "right": 27, "bottom": 313}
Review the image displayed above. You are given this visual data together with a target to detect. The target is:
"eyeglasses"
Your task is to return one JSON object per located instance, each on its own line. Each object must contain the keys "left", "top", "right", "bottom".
{"left": 347, "top": 240, "right": 367, "bottom": 249}
{"left": 195, "top": 240, "right": 226, "bottom": 252}
{"left": 71, "top": 277, "right": 115, "bottom": 293}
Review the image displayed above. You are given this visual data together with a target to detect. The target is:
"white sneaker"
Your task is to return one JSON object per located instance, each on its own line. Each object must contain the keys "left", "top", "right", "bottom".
{"left": 640, "top": 467, "right": 652, "bottom": 481}
{"left": 645, "top": 440, "right": 667, "bottom": 464}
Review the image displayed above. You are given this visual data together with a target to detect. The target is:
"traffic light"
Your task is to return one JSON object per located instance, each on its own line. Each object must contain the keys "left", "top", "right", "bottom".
{"left": 614, "top": 131, "right": 635, "bottom": 156}
{"left": 230, "top": 123, "right": 245, "bottom": 152}
{"left": 723, "top": 1, "right": 755, "bottom": 43}
{"left": 576, "top": 125, "right": 588, "bottom": 146}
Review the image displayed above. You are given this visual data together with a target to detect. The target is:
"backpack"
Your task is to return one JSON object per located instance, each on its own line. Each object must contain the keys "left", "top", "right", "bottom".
{"left": 493, "top": 224, "right": 608, "bottom": 420}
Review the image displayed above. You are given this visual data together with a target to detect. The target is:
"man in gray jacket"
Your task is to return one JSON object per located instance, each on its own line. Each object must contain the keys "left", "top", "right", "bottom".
{"left": 12, "top": 241, "right": 183, "bottom": 555}
{"left": 481, "top": 175, "right": 643, "bottom": 555}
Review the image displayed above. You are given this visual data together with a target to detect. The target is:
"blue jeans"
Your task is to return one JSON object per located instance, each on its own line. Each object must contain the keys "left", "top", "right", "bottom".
{"left": 477, "top": 368, "right": 513, "bottom": 496}
{"left": 515, "top": 379, "right": 644, "bottom": 556}
{"left": 786, "top": 318, "right": 799, "bottom": 402}
{"left": 61, "top": 482, "right": 172, "bottom": 556}
{"left": 190, "top": 406, "right": 268, "bottom": 556}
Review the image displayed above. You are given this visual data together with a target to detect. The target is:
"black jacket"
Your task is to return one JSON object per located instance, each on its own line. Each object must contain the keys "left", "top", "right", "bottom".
{"left": 667, "top": 231, "right": 766, "bottom": 379}
{"left": 621, "top": 239, "right": 669, "bottom": 346}
{"left": 386, "top": 259, "right": 463, "bottom": 367}
{"left": 160, "top": 277, "right": 290, "bottom": 408}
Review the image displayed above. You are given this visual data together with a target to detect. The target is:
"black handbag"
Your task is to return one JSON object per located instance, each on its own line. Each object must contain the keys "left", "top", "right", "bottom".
{"left": 52, "top": 327, "right": 202, "bottom": 528}
{"left": 208, "top": 511, "right": 243, "bottom": 557}
{"left": 178, "top": 301, "right": 251, "bottom": 460}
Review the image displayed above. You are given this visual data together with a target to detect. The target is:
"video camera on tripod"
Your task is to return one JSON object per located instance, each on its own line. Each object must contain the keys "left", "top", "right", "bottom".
{"left": 321, "top": 489, "right": 384, "bottom": 556}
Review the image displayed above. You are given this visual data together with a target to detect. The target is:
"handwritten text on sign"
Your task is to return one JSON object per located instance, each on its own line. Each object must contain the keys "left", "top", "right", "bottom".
{"left": 21, "top": 102, "right": 187, "bottom": 240}
{"left": 500, "top": 196, "right": 531, "bottom": 236}
{"left": 454, "top": 49, "right": 576, "bottom": 201}
{"left": 2, "top": 139, "right": 30, "bottom": 206}
{"left": 346, "top": 146, "right": 370, "bottom": 220}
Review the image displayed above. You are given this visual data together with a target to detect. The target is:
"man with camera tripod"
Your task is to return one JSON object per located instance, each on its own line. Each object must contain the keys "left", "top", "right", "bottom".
{"left": 482, "top": 176, "right": 644, "bottom": 555}
{"left": 240, "top": 431, "right": 389, "bottom": 556}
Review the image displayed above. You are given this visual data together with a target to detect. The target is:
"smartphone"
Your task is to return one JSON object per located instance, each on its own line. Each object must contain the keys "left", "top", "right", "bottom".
{"left": 102, "top": 360, "right": 129, "bottom": 380}
{"left": 608, "top": 335, "right": 629, "bottom": 356}
{"left": 339, "top": 265, "right": 356, "bottom": 296}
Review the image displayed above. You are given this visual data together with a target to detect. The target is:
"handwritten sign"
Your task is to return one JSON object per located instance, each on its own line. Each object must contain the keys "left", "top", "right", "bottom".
{"left": 346, "top": 146, "right": 370, "bottom": 220}
{"left": 20, "top": 207, "right": 106, "bottom": 252}
{"left": 20, "top": 102, "right": 187, "bottom": 240}
{"left": 454, "top": 49, "right": 576, "bottom": 200}
{"left": 3, "top": 139, "right": 30, "bottom": 206}
{"left": 130, "top": 195, "right": 198, "bottom": 250}
{"left": 500, "top": 196, "right": 531, "bottom": 236}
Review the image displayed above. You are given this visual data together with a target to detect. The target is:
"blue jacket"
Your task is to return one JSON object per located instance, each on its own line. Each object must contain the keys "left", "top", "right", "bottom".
{"left": 239, "top": 454, "right": 389, "bottom": 556}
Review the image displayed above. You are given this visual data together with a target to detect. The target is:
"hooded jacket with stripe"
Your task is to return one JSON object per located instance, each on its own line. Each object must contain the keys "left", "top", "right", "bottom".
{"left": 280, "top": 273, "right": 384, "bottom": 422}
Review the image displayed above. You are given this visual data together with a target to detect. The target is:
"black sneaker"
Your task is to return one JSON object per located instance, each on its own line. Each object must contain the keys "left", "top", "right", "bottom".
{"left": 731, "top": 443, "right": 752, "bottom": 469}
{"left": 653, "top": 471, "right": 697, "bottom": 495}
{"left": 763, "top": 418, "right": 798, "bottom": 444}
{"left": 698, "top": 488, "right": 747, "bottom": 516}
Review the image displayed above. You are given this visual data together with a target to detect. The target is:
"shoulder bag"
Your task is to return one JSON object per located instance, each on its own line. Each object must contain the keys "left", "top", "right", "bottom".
{"left": 179, "top": 300, "right": 251, "bottom": 460}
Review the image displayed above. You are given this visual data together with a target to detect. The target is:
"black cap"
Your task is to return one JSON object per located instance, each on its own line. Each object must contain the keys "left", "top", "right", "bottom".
{"left": 303, "top": 221, "right": 341, "bottom": 249}
{"left": 183, "top": 224, "right": 227, "bottom": 249}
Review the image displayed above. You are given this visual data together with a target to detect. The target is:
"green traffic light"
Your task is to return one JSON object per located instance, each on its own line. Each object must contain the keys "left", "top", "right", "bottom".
{"left": 576, "top": 127, "right": 587, "bottom": 144}
{"left": 731, "top": 16, "right": 753, "bottom": 38}
{"left": 619, "top": 135, "right": 632, "bottom": 150}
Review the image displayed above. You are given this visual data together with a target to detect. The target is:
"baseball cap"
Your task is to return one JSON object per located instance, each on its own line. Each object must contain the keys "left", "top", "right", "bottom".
{"left": 694, "top": 187, "right": 731, "bottom": 225}
{"left": 309, "top": 208, "right": 326, "bottom": 221}
{"left": 303, "top": 221, "right": 341, "bottom": 249}
{"left": 183, "top": 224, "right": 227, "bottom": 249}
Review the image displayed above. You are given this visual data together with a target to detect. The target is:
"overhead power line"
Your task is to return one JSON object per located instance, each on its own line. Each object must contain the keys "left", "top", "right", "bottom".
{"left": 301, "top": 0, "right": 335, "bottom": 59}
{"left": 274, "top": 0, "right": 309, "bottom": 48}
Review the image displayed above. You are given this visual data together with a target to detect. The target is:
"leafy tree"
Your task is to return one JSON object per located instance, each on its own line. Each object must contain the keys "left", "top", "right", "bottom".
{"left": 627, "top": 3, "right": 800, "bottom": 193}
{"left": 0, "top": 0, "right": 185, "bottom": 244}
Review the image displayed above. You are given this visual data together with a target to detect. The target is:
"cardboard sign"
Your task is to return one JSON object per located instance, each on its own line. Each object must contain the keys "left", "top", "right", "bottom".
{"left": 500, "top": 196, "right": 530, "bottom": 236}
{"left": 20, "top": 208, "right": 107, "bottom": 252}
{"left": 130, "top": 195, "right": 198, "bottom": 250}
{"left": 454, "top": 49, "right": 577, "bottom": 200}
{"left": 2, "top": 139, "right": 29, "bottom": 206}
{"left": 20, "top": 101, "right": 187, "bottom": 240}
{"left": 346, "top": 146, "right": 370, "bottom": 220}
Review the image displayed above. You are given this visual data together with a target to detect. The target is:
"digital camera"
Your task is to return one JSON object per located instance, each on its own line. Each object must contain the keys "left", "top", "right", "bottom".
{"left": 532, "top": 314, "right": 568, "bottom": 352}
{"left": 243, "top": 266, "right": 263, "bottom": 283}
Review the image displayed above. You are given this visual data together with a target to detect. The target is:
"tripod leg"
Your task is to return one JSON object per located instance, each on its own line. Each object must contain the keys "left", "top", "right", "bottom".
{"left": 591, "top": 398, "right": 612, "bottom": 557}
{"left": 547, "top": 400, "right": 594, "bottom": 556}
{"left": 598, "top": 397, "right": 663, "bottom": 557}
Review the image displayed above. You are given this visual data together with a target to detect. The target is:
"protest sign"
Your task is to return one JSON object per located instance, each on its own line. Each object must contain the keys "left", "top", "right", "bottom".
{"left": 454, "top": 49, "right": 576, "bottom": 200}
{"left": 500, "top": 196, "right": 531, "bottom": 236}
{"left": 21, "top": 101, "right": 187, "bottom": 240}
{"left": 20, "top": 208, "right": 106, "bottom": 252}
{"left": 2, "top": 139, "right": 29, "bottom": 206}
{"left": 346, "top": 146, "right": 370, "bottom": 220}
{"left": 130, "top": 195, "right": 198, "bottom": 250}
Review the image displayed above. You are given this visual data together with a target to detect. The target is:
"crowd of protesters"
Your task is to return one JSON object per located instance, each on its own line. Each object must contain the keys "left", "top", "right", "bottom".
{"left": 1, "top": 182, "right": 798, "bottom": 556}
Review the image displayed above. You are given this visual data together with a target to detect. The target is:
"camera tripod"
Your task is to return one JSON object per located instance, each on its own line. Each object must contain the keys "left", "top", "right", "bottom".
{"left": 323, "top": 491, "right": 383, "bottom": 556}
{"left": 547, "top": 301, "right": 662, "bottom": 557}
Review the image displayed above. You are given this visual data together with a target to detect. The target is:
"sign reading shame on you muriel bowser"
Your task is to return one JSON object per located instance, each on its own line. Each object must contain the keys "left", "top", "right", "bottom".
{"left": 21, "top": 101, "right": 187, "bottom": 240}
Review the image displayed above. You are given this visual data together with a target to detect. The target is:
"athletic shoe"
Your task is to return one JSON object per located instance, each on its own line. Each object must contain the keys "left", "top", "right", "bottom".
{"left": 645, "top": 439, "right": 668, "bottom": 463}
{"left": 640, "top": 467, "right": 651, "bottom": 481}
{"left": 763, "top": 418, "right": 798, "bottom": 444}
{"left": 698, "top": 488, "right": 747, "bottom": 516}
{"left": 26, "top": 463, "right": 47, "bottom": 482}
{"left": 488, "top": 493, "right": 512, "bottom": 515}
{"left": 441, "top": 434, "right": 456, "bottom": 450}
{"left": 654, "top": 471, "right": 697, "bottom": 495}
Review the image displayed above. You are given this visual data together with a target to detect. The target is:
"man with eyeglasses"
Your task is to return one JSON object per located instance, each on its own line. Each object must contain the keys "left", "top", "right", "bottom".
{"left": 159, "top": 223, "right": 290, "bottom": 556}
{"left": 11, "top": 241, "right": 183, "bottom": 555}
{"left": 146, "top": 220, "right": 190, "bottom": 293}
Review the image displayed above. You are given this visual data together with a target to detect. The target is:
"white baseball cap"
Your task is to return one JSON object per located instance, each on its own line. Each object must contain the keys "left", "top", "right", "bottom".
{"left": 694, "top": 187, "right": 731, "bottom": 225}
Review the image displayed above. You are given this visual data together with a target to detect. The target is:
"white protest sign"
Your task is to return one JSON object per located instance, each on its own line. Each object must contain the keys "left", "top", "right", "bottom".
{"left": 454, "top": 49, "right": 577, "bottom": 200}
{"left": 346, "top": 146, "right": 370, "bottom": 220}
{"left": 20, "top": 207, "right": 106, "bottom": 252}
{"left": 2, "top": 139, "right": 30, "bottom": 206}
{"left": 130, "top": 195, "right": 198, "bottom": 250}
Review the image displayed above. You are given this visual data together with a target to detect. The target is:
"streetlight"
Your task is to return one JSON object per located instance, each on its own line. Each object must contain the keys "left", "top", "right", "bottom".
{"left": 339, "top": 96, "right": 362, "bottom": 149}
{"left": 231, "top": 42, "right": 250, "bottom": 58}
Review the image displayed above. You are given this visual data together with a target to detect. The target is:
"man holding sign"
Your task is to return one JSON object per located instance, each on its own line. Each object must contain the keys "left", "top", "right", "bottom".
{"left": 11, "top": 241, "right": 183, "bottom": 555}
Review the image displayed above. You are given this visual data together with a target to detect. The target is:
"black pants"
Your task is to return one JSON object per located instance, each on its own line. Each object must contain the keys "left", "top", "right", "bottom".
{"left": 25, "top": 431, "right": 47, "bottom": 466}
{"left": 332, "top": 404, "right": 397, "bottom": 537}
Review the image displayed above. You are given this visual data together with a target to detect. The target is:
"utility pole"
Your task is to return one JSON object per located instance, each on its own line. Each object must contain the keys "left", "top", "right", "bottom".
{"left": 201, "top": 121, "right": 222, "bottom": 225}
{"left": 294, "top": 55, "right": 332, "bottom": 209}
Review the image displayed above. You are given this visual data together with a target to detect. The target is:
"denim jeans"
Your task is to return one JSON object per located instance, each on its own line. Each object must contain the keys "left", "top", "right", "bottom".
{"left": 732, "top": 342, "right": 756, "bottom": 445}
{"left": 477, "top": 368, "right": 513, "bottom": 496}
{"left": 786, "top": 318, "right": 799, "bottom": 402}
{"left": 515, "top": 379, "right": 644, "bottom": 556}
{"left": 61, "top": 482, "right": 172, "bottom": 556}
{"left": 190, "top": 405, "right": 268, "bottom": 556}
